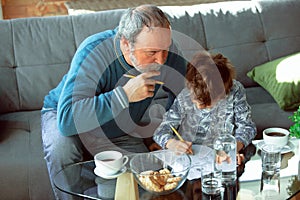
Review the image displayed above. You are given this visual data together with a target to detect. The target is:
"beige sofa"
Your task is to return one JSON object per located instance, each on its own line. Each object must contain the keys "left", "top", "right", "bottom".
{"left": 1, "top": 0, "right": 299, "bottom": 199}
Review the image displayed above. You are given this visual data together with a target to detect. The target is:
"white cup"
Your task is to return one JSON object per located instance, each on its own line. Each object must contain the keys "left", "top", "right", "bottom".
{"left": 263, "top": 127, "right": 289, "bottom": 148}
{"left": 94, "top": 151, "right": 128, "bottom": 175}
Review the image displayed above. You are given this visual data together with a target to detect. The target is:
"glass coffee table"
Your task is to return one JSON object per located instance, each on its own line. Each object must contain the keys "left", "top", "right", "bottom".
{"left": 54, "top": 139, "right": 300, "bottom": 199}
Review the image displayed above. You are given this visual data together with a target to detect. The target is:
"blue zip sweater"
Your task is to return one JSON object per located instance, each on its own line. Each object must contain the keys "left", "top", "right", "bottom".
{"left": 43, "top": 28, "right": 186, "bottom": 138}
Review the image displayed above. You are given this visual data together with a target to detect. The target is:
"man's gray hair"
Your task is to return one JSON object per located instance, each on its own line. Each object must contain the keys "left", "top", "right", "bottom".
{"left": 116, "top": 4, "right": 171, "bottom": 44}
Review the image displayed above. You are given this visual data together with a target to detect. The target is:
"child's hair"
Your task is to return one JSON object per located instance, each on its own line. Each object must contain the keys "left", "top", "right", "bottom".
{"left": 186, "top": 52, "right": 236, "bottom": 107}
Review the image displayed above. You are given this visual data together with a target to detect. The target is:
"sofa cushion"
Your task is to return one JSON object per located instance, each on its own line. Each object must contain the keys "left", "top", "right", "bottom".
{"left": 250, "top": 103, "right": 293, "bottom": 137}
{"left": 0, "top": 111, "right": 54, "bottom": 200}
{"left": 247, "top": 52, "right": 300, "bottom": 110}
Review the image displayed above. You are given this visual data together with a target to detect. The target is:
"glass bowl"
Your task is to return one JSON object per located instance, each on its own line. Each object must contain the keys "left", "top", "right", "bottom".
{"left": 129, "top": 150, "right": 191, "bottom": 195}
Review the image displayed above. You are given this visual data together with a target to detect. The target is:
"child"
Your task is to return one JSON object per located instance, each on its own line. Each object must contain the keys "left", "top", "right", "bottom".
{"left": 153, "top": 52, "right": 257, "bottom": 164}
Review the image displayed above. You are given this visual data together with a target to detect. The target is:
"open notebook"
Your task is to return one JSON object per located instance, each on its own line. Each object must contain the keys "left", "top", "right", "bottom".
{"left": 187, "top": 145, "right": 215, "bottom": 180}
{"left": 154, "top": 145, "right": 215, "bottom": 180}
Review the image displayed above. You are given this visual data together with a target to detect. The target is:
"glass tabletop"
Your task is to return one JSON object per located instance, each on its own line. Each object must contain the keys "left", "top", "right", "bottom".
{"left": 54, "top": 139, "right": 300, "bottom": 200}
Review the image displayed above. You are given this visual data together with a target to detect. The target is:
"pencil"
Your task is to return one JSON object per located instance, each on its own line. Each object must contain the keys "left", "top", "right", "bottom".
{"left": 123, "top": 74, "right": 164, "bottom": 85}
{"left": 169, "top": 125, "right": 184, "bottom": 141}
{"left": 169, "top": 124, "right": 193, "bottom": 155}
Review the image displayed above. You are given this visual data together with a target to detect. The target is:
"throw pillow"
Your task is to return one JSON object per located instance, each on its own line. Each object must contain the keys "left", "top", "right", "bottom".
{"left": 247, "top": 52, "right": 300, "bottom": 110}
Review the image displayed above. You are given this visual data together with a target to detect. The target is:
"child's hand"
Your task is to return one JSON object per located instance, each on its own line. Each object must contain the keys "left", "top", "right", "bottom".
{"left": 166, "top": 139, "right": 193, "bottom": 154}
{"left": 236, "top": 153, "right": 245, "bottom": 165}
{"left": 215, "top": 151, "right": 245, "bottom": 165}
{"left": 216, "top": 150, "right": 231, "bottom": 164}
{"left": 148, "top": 142, "right": 162, "bottom": 151}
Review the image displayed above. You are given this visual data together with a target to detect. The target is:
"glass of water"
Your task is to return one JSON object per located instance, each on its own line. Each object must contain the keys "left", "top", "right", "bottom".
{"left": 261, "top": 144, "right": 281, "bottom": 173}
{"left": 201, "top": 168, "right": 223, "bottom": 200}
{"left": 260, "top": 144, "right": 281, "bottom": 198}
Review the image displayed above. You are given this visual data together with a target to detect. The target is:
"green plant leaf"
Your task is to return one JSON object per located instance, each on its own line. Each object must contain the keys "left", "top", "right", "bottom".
{"left": 289, "top": 106, "right": 300, "bottom": 138}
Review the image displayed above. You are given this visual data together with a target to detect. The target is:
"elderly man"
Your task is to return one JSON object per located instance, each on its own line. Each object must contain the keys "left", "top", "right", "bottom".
{"left": 41, "top": 4, "right": 186, "bottom": 199}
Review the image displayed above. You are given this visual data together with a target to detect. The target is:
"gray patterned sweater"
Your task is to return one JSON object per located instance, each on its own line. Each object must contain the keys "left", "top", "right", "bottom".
{"left": 153, "top": 80, "right": 257, "bottom": 149}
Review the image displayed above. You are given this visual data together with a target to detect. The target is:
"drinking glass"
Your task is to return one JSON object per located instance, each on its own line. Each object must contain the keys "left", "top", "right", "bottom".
{"left": 260, "top": 144, "right": 281, "bottom": 199}
{"left": 214, "top": 134, "right": 237, "bottom": 184}
{"left": 261, "top": 144, "right": 281, "bottom": 173}
{"left": 201, "top": 167, "right": 223, "bottom": 200}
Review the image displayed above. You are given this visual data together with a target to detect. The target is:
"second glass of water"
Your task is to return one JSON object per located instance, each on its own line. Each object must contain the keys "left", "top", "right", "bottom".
{"left": 201, "top": 169, "right": 223, "bottom": 200}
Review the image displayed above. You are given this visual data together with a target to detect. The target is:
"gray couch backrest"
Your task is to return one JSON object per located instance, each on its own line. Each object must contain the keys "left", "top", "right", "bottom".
{"left": 1, "top": 0, "right": 300, "bottom": 114}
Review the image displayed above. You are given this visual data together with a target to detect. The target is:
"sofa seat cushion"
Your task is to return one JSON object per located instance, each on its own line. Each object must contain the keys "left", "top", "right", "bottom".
{"left": 0, "top": 110, "right": 54, "bottom": 200}
{"left": 246, "top": 87, "right": 294, "bottom": 136}
{"left": 247, "top": 52, "right": 300, "bottom": 110}
{"left": 250, "top": 103, "right": 293, "bottom": 138}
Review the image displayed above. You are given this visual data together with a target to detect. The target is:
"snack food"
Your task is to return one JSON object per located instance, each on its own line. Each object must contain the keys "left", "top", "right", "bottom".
{"left": 138, "top": 168, "right": 182, "bottom": 192}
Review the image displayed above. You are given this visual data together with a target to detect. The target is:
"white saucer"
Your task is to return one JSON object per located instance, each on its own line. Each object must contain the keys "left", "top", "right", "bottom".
{"left": 94, "top": 166, "right": 127, "bottom": 179}
{"left": 254, "top": 140, "right": 295, "bottom": 154}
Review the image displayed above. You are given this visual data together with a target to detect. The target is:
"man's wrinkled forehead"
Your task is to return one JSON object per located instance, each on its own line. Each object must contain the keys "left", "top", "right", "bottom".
{"left": 133, "top": 26, "right": 172, "bottom": 50}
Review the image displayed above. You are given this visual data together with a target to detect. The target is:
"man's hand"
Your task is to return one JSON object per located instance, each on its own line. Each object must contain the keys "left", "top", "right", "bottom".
{"left": 166, "top": 138, "right": 193, "bottom": 154}
{"left": 123, "top": 71, "right": 160, "bottom": 102}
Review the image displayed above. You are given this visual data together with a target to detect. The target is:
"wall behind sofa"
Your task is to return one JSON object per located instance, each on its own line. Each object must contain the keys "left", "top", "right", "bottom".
{"left": 2, "top": 0, "right": 243, "bottom": 19}
{"left": 1, "top": 0, "right": 68, "bottom": 19}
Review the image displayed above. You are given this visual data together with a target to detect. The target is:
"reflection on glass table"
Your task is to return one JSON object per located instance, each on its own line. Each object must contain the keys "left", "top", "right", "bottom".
{"left": 238, "top": 138, "right": 300, "bottom": 199}
{"left": 54, "top": 139, "right": 300, "bottom": 199}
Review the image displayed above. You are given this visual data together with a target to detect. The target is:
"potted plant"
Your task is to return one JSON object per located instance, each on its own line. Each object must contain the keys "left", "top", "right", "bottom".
{"left": 289, "top": 106, "right": 300, "bottom": 139}
{"left": 289, "top": 106, "right": 300, "bottom": 167}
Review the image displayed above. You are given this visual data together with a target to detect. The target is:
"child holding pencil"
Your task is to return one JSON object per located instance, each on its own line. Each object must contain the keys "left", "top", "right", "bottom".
{"left": 153, "top": 51, "right": 257, "bottom": 164}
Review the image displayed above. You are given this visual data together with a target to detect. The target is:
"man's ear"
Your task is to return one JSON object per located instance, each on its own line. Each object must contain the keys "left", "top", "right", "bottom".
{"left": 120, "top": 37, "right": 130, "bottom": 52}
